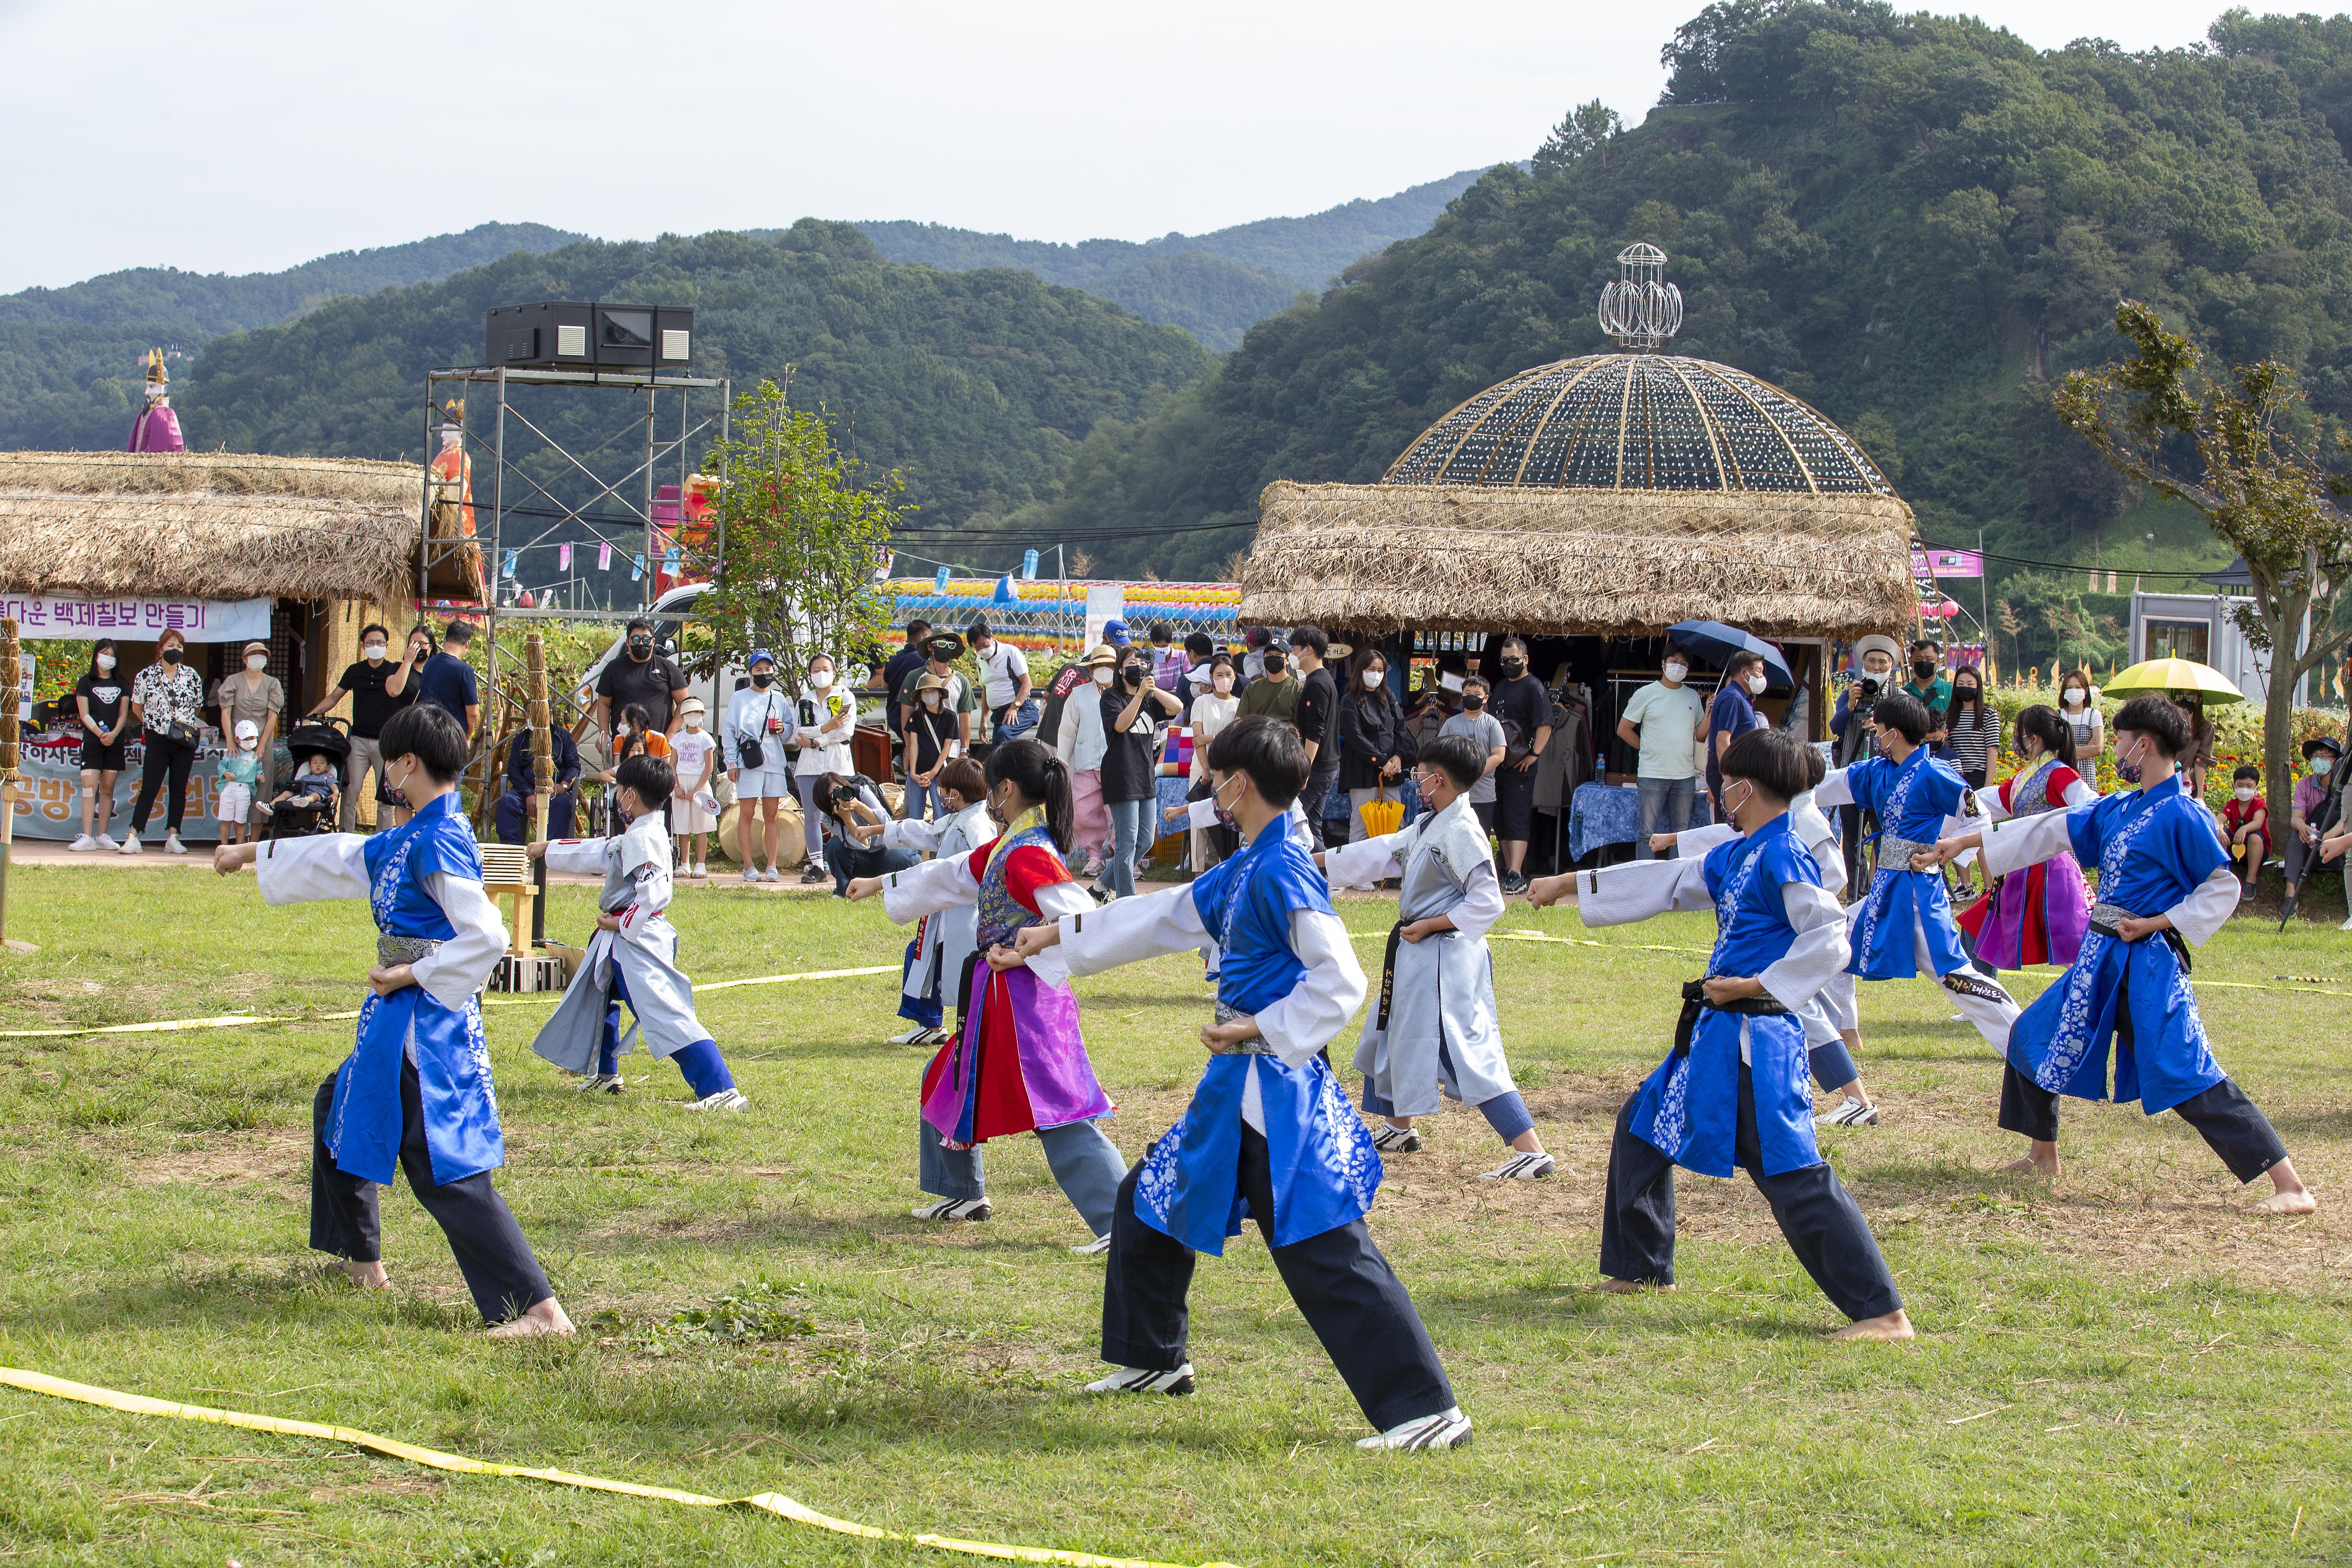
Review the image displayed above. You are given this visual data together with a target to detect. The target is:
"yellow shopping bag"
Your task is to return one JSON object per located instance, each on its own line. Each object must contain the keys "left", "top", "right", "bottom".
{"left": 1359, "top": 784, "right": 1404, "bottom": 839}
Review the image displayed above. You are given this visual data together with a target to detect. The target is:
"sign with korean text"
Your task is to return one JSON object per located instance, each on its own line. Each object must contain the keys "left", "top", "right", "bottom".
{"left": 0, "top": 593, "right": 273, "bottom": 642}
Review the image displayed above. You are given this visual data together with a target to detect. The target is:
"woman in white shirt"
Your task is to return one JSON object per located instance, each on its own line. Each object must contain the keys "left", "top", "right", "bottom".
{"left": 723, "top": 651, "right": 795, "bottom": 884}
{"left": 791, "top": 653, "right": 859, "bottom": 884}
{"left": 2058, "top": 670, "right": 2103, "bottom": 766}
{"left": 1186, "top": 655, "right": 1241, "bottom": 871}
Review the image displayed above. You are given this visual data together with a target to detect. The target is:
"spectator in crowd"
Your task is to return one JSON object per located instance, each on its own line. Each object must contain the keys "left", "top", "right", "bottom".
{"left": 725, "top": 650, "right": 795, "bottom": 884}
{"left": 882, "top": 619, "right": 933, "bottom": 751}
{"left": 813, "top": 771, "right": 904, "bottom": 896}
{"left": 216, "top": 720, "right": 263, "bottom": 846}
{"left": 1488, "top": 635, "right": 1553, "bottom": 893}
{"left": 2058, "top": 669, "right": 2105, "bottom": 764}
{"left": 1098, "top": 645, "right": 1183, "bottom": 899}
{"left": 416, "top": 620, "right": 481, "bottom": 739}
{"left": 1054, "top": 643, "right": 1121, "bottom": 877}
{"left": 1148, "top": 622, "right": 1188, "bottom": 692}
{"left": 1705, "top": 649, "right": 1769, "bottom": 814}
{"left": 2279, "top": 735, "right": 2343, "bottom": 920}
{"left": 969, "top": 619, "right": 1034, "bottom": 748}
{"left": 1338, "top": 648, "right": 1405, "bottom": 847}
{"left": 122, "top": 628, "right": 206, "bottom": 855}
{"left": 594, "top": 616, "right": 688, "bottom": 744}
{"left": 1944, "top": 664, "right": 2000, "bottom": 789}
{"left": 2175, "top": 692, "right": 2218, "bottom": 799}
{"left": 1830, "top": 635, "right": 1902, "bottom": 889}
{"left": 1619, "top": 649, "right": 1706, "bottom": 860}
{"left": 267, "top": 748, "right": 342, "bottom": 821}
{"left": 1289, "top": 625, "right": 1341, "bottom": 848}
{"left": 493, "top": 715, "right": 581, "bottom": 844}
{"left": 1438, "top": 675, "right": 1506, "bottom": 835}
{"left": 1186, "top": 654, "right": 1241, "bottom": 869}
{"left": 1902, "top": 638, "right": 1952, "bottom": 712}
{"left": 670, "top": 696, "right": 718, "bottom": 879}
{"left": 894, "top": 632, "right": 978, "bottom": 808}
{"left": 1238, "top": 626, "right": 1269, "bottom": 682}
{"left": 1177, "top": 631, "right": 1217, "bottom": 712}
{"left": 902, "top": 671, "right": 967, "bottom": 822}
{"left": 68, "top": 637, "right": 129, "bottom": 852}
{"left": 1238, "top": 631, "right": 1298, "bottom": 721}
{"left": 790, "top": 652, "right": 858, "bottom": 884}
{"left": 2222, "top": 763, "right": 2268, "bottom": 899}
{"left": 1100, "top": 617, "right": 1134, "bottom": 652}
{"left": 216, "top": 639, "right": 286, "bottom": 829}
{"left": 308, "top": 622, "right": 416, "bottom": 832}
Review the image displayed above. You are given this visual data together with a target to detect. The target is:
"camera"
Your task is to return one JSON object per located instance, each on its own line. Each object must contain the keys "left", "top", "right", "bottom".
{"left": 828, "top": 784, "right": 860, "bottom": 808}
{"left": 1855, "top": 676, "right": 1882, "bottom": 699}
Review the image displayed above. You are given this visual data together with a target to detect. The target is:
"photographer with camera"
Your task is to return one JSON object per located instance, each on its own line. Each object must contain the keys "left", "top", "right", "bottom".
{"left": 1830, "top": 635, "right": 1902, "bottom": 891}
{"left": 815, "top": 771, "right": 907, "bottom": 897}
{"left": 1098, "top": 646, "right": 1184, "bottom": 900}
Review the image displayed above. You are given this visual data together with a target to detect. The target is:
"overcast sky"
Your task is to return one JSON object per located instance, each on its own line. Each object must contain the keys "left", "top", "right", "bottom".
{"left": 0, "top": 0, "right": 2274, "bottom": 294}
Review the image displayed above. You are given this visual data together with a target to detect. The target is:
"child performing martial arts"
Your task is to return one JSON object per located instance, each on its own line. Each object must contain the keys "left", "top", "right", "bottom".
{"left": 846, "top": 740, "right": 1128, "bottom": 1245}
{"left": 864, "top": 755, "right": 992, "bottom": 1047}
{"left": 1956, "top": 704, "right": 2095, "bottom": 972}
{"left": 1812, "top": 692, "right": 2020, "bottom": 1054}
{"left": 1528, "top": 729, "right": 1911, "bottom": 1338}
{"left": 1916, "top": 697, "right": 2316, "bottom": 1212}
{"left": 526, "top": 754, "right": 747, "bottom": 1112}
{"left": 1657, "top": 743, "right": 1881, "bottom": 1128}
{"left": 1009, "top": 716, "right": 1474, "bottom": 1451}
{"left": 1319, "top": 732, "right": 1557, "bottom": 1179}
{"left": 215, "top": 704, "right": 574, "bottom": 1336}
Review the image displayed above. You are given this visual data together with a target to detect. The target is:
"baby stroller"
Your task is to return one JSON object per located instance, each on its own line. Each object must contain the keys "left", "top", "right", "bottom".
{"left": 265, "top": 715, "right": 351, "bottom": 840}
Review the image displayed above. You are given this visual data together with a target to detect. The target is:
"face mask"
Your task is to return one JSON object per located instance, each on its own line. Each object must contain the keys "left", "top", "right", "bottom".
{"left": 1361, "top": 669, "right": 1384, "bottom": 690}
{"left": 1722, "top": 780, "right": 1755, "bottom": 824}
{"left": 241, "top": 739, "right": 257, "bottom": 753}
{"left": 1265, "top": 655, "right": 1286, "bottom": 675}
{"left": 1956, "top": 686, "right": 1978, "bottom": 703}
{"left": 685, "top": 714, "right": 704, "bottom": 729}
{"left": 810, "top": 670, "right": 834, "bottom": 689}
{"left": 162, "top": 648, "right": 182, "bottom": 665}
{"left": 1463, "top": 694, "right": 1485, "bottom": 711}
{"left": 1663, "top": 662, "right": 1688, "bottom": 682}
{"left": 246, "top": 655, "right": 267, "bottom": 672}
{"left": 751, "top": 672, "right": 774, "bottom": 689}
{"left": 922, "top": 693, "right": 942, "bottom": 708}
{"left": 1499, "top": 659, "right": 1525, "bottom": 678}
{"left": 2062, "top": 688, "right": 2085, "bottom": 706}
{"left": 1745, "top": 673, "right": 1767, "bottom": 695}
{"left": 1212, "top": 675, "right": 1233, "bottom": 694}
{"left": 630, "top": 638, "right": 652, "bottom": 656}
{"left": 2312, "top": 757, "right": 2334, "bottom": 776}
{"left": 1092, "top": 667, "right": 1114, "bottom": 687}
{"left": 1212, "top": 771, "right": 1246, "bottom": 829}
{"left": 615, "top": 724, "right": 630, "bottom": 738}
{"left": 1912, "top": 659, "right": 1935, "bottom": 678}
{"left": 2234, "top": 786, "right": 2257, "bottom": 801}
{"left": 96, "top": 654, "right": 115, "bottom": 672}
{"left": 986, "top": 786, "right": 1013, "bottom": 828}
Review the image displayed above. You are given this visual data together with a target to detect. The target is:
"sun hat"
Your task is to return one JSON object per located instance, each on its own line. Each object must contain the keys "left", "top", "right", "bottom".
{"left": 1084, "top": 643, "right": 1120, "bottom": 667}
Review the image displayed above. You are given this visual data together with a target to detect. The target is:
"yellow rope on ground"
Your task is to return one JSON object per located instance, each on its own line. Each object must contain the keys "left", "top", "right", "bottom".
{"left": 0, "top": 1367, "right": 1238, "bottom": 1568}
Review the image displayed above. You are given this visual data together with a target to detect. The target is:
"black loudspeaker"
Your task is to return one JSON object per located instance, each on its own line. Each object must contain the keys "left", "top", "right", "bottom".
{"left": 483, "top": 303, "right": 693, "bottom": 372}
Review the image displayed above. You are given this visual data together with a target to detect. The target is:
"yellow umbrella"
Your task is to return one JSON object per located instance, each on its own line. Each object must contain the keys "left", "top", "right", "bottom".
{"left": 2103, "top": 657, "right": 2245, "bottom": 705}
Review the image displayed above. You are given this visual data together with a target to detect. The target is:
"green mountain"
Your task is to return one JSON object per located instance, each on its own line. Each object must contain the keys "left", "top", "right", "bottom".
{"left": 1026, "top": 2, "right": 2352, "bottom": 670}
{"left": 855, "top": 170, "right": 1488, "bottom": 350}
{"left": 163, "top": 223, "right": 1213, "bottom": 581}
{"left": 0, "top": 223, "right": 586, "bottom": 450}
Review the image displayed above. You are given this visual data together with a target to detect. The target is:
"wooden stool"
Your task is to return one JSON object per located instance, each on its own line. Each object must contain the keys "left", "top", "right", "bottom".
{"left": 478, "top": 844, "right": 535, "bottom": 957}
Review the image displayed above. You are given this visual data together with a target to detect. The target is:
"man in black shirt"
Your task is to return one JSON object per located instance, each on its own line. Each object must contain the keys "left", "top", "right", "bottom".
{"left": 594, "top": 617, "right": 689, "bottom": 744}
{"left": 310, "top": 622, "right": 417, "bottom": 831}
{"left": 1488, "top": 636, "right": 1554, "bottom": 893}
{"left": 880, "top": 619, "right": 933, "bottom": 774}
{"left": 1289, "top": 624, "right": 1341, "bottom": 850}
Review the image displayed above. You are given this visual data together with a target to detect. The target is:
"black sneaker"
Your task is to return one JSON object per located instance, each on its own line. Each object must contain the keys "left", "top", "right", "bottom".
{"left": 1499, "top": 871, "right": 1529, "bottom": 895}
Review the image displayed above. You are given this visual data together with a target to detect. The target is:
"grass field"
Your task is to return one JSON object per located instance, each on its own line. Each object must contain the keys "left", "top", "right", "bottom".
{"left": 0, "top": 861, "right": 2347, "bottom": 1567}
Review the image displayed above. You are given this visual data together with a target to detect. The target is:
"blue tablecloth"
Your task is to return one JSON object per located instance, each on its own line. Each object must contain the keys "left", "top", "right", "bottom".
{"left": 1156, "top": 774, "right": 1195, "bottom": 835}
{"left": 1566, "top": 782, "right": 1712, "bottom": 862}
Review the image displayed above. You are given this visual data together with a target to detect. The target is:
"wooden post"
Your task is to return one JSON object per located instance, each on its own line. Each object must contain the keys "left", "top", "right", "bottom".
{"left": 527, "top": 632, "right": 551, "bottom": 946}
{"left": 0, "top": 618, "right": 20, "bottom": 951}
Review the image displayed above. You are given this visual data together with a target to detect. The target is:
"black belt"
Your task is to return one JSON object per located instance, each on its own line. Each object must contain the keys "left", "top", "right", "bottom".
{"left": 2087, "top": 906, "right": 2192, "bottom": 973}
{"left": 1373, "top": 919, "right": 1450, "bottom": 1031}
{"left": 1671, "top": 979, "right": 1791, "bottom": 1059}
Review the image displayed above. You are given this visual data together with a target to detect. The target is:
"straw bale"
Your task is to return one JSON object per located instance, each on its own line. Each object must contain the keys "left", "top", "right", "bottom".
{"left": 1239, "top": 481, "right": 1917, "bottom": 640}
{"left": 0, "top": 450, "right": 420, "bottom": 507}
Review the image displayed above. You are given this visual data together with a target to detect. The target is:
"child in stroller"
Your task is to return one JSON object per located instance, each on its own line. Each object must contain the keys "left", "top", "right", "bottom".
{"left": 265, "top": 718, "right": 350, "bottom": 839}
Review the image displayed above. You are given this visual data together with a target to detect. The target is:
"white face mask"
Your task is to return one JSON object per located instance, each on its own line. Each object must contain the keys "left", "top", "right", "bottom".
{"left": 1212, "top": 675, "right": 1233, "bottom": 694}
{"left": 685, "top": 714, "right": 704, "bottom": 730}
{"left": 2311, "top": 756, "right": 2334, "bottom": 776}
{"left": 615, "top": 724, "right": 630, "bottom": 738}
{"left": 246, "top": 655, "right": 267, "bottom": 672}
{"left": 922, "top": 693, "right": 942, "bottom": 708}
{"left": 2062, "top": 689, "right": 2085, "bottom": 706}
{"left": 363, "top": 643, "right": 386, "bottom": 662}
{"left": 1746, "top": 673, "right": 1767, "bottom": 695}
{"left": 1092, "top": 667, "right": 1114, "bottom": 687}
{"left": 810, "top": 670, "right": 834, "bottom": 689}
{"left": 1663, "top": 662, "right": 1688, "bottom": 682}
{"left": 2234, "top": 786, "right": 2257, "bottom": 801}
{"left": 96, "top": 654, "right": 115, "bottom": 672}
{"left": 240, "top": 738, "right": 257, "bottom": 753}
{"left": 1361, "top": 669, "right": 1384, "bottom": 690}
{"left": 1722, "top": 779, "right": 1755, "bottom": 824}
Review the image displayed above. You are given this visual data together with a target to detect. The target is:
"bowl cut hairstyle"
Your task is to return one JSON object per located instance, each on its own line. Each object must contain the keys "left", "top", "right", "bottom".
{"left": 1205, "top": 714, "right": 1310, "bottom": 808}
{"left": 2114, "top": 695, "right": 2191, "bottom": 755}
{"left": 1871, "top": 690, "right": 1931, "bottom": 746}
{"left": 616, "top": 752, "right": 675, "bottom": 804}
{"left": 1720, "top": 727, "right": 1815, "bottom": 803}
{"left": 935, "top": 755, "right": 986, "bottom": 801}
{"left": 1287, "top": 624, "right": 1330, "bottom": 659}
{"left": 379, "top": 703, "right": 469, "bottom": 784}
{"left": 1420, "top": 732, "right": 1490, "bottom": 792}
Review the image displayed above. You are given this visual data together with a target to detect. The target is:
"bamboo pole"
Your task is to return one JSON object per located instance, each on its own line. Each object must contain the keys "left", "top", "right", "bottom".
{"left": 526, "top": 632, "right": 551, "bottom": 947}
{"left": 0, "top": 617, "right": 21, "bottom": 951}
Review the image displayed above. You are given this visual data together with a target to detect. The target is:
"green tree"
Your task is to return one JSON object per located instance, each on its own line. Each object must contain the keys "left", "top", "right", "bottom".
{"left": 699, "top": 378, "right": 912, "bottom": 684}
{"left": 1533, "top": 101, "right": 1624, "bottom": 175}
{"left": 2053, "top": 300, "right": 2352, "bottom": 809}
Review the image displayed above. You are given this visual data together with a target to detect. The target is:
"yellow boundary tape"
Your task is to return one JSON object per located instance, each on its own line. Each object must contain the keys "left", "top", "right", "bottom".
{"left": 0, "top": 1367, "right": 1238, "bottom": 1568}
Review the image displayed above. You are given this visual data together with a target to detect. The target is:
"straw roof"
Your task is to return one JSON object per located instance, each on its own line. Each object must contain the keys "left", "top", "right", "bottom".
{"left": 0, "top": 451, "right": 423, "bottom": 604}
{"left": 1239, "top": 481, "right": 1919, "bottom": 640}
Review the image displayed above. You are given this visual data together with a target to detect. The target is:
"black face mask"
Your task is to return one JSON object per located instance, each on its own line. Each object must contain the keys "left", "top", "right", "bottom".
{"left": 1265, "top": 655, "right": 1287, "bottom": 675}
{"left": 751, "top": 672, "right": 774, "bottom": 689}
{"left": 1462, "top": 694, "right": 1485, "bottom": 711}
{"left": 1499, "top": 659, "right": 1524, "bottom": 679}
{"left": 1912, "top": 660, "right": 1936, "bottom": 678}
{"left": 630, "top": 638, "right": 652, "bottom": 657}
{"left": 162, "top": 648, "right": 182, "bottom": 665}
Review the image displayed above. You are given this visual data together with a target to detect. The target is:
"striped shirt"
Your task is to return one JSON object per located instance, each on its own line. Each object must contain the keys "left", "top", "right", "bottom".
{"left": 1946, "top": 700, "right": 1999, "bottom": 779}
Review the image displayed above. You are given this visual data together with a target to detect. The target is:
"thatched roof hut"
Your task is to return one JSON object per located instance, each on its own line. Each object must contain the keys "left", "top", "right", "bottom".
{"left": 0, "top": 450, "right": 422, "bottom": 604}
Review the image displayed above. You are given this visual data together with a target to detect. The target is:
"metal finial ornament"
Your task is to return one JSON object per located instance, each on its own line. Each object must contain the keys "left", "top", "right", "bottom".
{"left": 1597, "top": 242, "right": 1682, "bottom": 351}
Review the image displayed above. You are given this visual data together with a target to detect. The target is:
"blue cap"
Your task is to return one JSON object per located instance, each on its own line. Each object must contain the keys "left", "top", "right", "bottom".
{"left": 1102, "top": 617, "right": 1131, "bottom": 646}
{"left": 747, "top": 648, "right": 775, "bottom": 668}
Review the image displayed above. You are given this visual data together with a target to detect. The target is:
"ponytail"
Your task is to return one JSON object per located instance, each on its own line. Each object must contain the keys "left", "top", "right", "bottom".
{"left": 2017, "top": 704, "right": 2074, "bottom": 767}
{"left": 983, "top": 739, "right": 1075, "bottom": 855}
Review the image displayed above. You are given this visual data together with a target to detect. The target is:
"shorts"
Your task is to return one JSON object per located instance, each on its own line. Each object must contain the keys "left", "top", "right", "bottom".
{"left": 672, "top": 792, "right": 717, "bottom": 833}
{"left": 216, "top": 782, "right": 252, "bottom": 824}
{"left": 1495, "top": 766, "right": 1537, "bottom": 841}
{"left": 737, "top": 765, "right": 796, "bottom": 800}
{"left": 80, "top": 738, "right": 126, "bottom": 772}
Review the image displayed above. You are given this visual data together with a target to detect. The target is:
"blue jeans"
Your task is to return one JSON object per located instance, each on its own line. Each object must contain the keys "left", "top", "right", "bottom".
{"left": 1104, "top": 796, "right": 1151, "bottom": 898}
{"left": 902, "top": 778, "right": 943, "bottom": 821}
{"left": 1635, "top": 775, "right": 1697, "bottom": 860}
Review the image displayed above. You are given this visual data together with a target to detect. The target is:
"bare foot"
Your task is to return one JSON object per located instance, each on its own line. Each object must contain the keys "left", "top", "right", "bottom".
{"left": 340, "top": 1259, "right": 389, "bottom": 1291}
{"left": 2001, "top": 1142, "right": 2061, "bottom": 1180}
{"left": 1596, "top": 1277, "right": 1674, "bottom": 1294}
{"left": 1831, "top": 1309, "right": 1915, "bottom": 1341}
{"left": 486, "top": 1298, "right": 575, "bottom": 1339}
{"left": 2253, "top": 1187, "right": 2318, "bottom": 1214}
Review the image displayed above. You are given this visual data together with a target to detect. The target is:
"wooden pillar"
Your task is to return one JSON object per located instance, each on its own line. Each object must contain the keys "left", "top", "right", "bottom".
{"left": 527, "top": 632, "right": 552, "bottom": 945}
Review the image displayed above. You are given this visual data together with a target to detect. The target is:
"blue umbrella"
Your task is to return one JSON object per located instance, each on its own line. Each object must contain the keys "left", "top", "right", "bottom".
{"left": 1666, "top": 620, "right": 1792, "bottom": 687}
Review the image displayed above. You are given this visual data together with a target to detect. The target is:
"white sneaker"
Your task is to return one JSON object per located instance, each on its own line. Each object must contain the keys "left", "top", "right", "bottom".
{"left": 742, "top": 866, "right": 761, "bottom": 885}
{"left": 693, "top": 862, "right": 707, "bottom": 879}
{"left": 165, "top": 832, "right": 187, "bottom": 855}
{"left": 1085, "top": 1364, "right": 1194, "bottom": 1396}
{"left": 686, "top": 1087, "right": 749, "bottom": 1112}
{"left": 764, "top": 867, "right": 786, "bottom": 883}
{"left": 1069, "top": 1232, "right": 1113, "bottom": 1256}
{"left": 118, "top": 835, "right": 143, "bottom": 855}
{"left": 1370, "top": 1125, "right": 1422, "bottom": 1153}
{"left": 910, "top": 1197, "right": 991, "bottom": 1222}
{"left": 95, "top": 833, "right": 118, "bottom": 851}
{"left": 573, "top": 1073, "right": 624, "bottom": 1095}
{"left": 67, "top": 834, "right": 97, "bottom": 852}
{"left": 888, "top": 1025, "right": 930, "bottom": 1045}
{"left": 1356, "top": 1408, "right": 1473, "bottom": 1452}
{"left": 1822, "top": 1097, "right": 1881, "bottom": 1128}
{"left": 1479, "top": 1151, "right": 1557, "bottom": 1181}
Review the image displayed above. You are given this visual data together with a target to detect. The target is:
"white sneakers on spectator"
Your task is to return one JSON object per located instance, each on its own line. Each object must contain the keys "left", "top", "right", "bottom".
{"left": 96, "top": 834, "right": 118, "bottom": 851}
{"left": 742, "top": 865, "right": 760, "bottom": 885}
{"left": 1086, "top": 1364, "right": 1195, "bottom": 1396}
{"left": 1356, "top": 1409, "right": 1474, "bottom": 1451}
{"left": 911, "top": 1197, "right": 991, "bottom": 1222}
{"left": 118, "top": 835, "right": 143, "bottom": 855}
{"left": 1479, "top": 1151, "right": 1556, "bottom": 1181}
{"left": 686, "top": 1087, "right": 749, "bottom": 1112}
{"left": 165, "top": 832, "right": 187, "bottom": 855}
{"left": 692, "top": 861, "right": 708, "bottom": 879}
{"left": 68, "top": 834, "right": 97, "bottom": 852}
{"left": 1821, "top": 1097, "right": 1881, "bottom": 1128}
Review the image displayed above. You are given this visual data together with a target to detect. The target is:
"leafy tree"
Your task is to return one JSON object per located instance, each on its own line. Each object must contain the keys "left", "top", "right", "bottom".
{"left": 1533, "top": 102, "right": 1624, "bottom": 175}
{"left": 698, "top": 378, "right": 911, "bottom": 684}
{"left": 2054, "top": 300, "right": 2352, "bottom": 808}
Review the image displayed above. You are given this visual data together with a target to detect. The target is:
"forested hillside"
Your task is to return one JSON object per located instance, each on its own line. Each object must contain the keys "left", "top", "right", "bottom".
{"left": 857, "top": 170, "right": 1487, "bottom": 350}
{"left": 0, "top": 223, "right": 584, "bottom": 450}
{"left": 1030, "top": 2, "right": 2352, "bottom": 672}
{"left": 164, "top": 223, "right": 1213, "bottom": 573}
